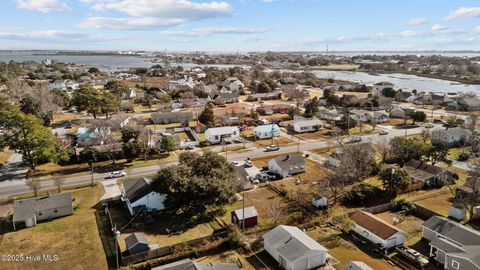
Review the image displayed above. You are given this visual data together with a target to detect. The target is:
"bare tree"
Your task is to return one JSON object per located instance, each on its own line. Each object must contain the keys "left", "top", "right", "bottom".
{"left": 53, "top": 174, "right": 65, "bottom": 193}
{"left": 26, "top": 178, "right": 41, "bottom": 197}
{"left": 420, "top": 129, "right": 430, "bottom": 143}
{"left": 266, "top": 199, "right": 284, "bottom": 225}
{"left": 377, "top": 138, "right": 392, "bottom": 163}
{"left": 451, "top": 159, "right": 480, "bottom": 222}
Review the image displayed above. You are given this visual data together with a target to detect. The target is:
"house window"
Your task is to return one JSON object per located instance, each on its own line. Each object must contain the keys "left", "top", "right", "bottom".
{"left": 54, "top": 209, "right": 58, "bottom": 213}
{"left": 38, "top": 212, "right": 43, "bottom": 216}
{"left": 452, "top": 260, "right": 460, "bottom": 269}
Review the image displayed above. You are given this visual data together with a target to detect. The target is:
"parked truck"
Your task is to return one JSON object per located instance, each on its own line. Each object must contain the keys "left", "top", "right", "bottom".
{"left": 395, "top": 246, "right": 429, "bottom": 269}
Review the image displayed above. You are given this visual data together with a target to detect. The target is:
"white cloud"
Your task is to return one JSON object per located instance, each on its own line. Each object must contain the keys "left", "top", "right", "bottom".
{"left": 475, "top": 26, "right": 480, "bottom": 33}
{"left": 0, "top": 29, "right": 123, "bottom": 42}
{"left": 236, "top": 36, "right": 260, "bottom": 42}
{"left": 15, "top": 0, "right": 70, "bottom": 13}
{"left": 79, "top": 0, "right": 233, "bottom": 29}
{"left": 160, "top": 26, "right": 269, "bottom": 37}
{"left": 431, "top": 24, "right": 448, "bottom": 32}
{"left": 407, "top": 17, "right": 428, "bottom": 25}
{"left": 445, "top": 7, "right": 480, "bottom": 20}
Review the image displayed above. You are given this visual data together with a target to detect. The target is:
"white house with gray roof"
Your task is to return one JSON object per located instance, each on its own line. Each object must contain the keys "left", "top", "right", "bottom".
{"left": 263, "top": 225, "right": 328, "bottom": 270}
{"left": 422, "top": 216, "right": 480, "bottom": 270}
{"left": 152, "top": 258, "right": 240, "bottom": 270}
{"left": 12, "top": 193, "right": 73, "bottom": 230}
{"left": 432, "top": 127, "right": 470, "bottom": 147}
{"left": 204, "top": 126, "right": 240, "bottom": 144}
{"left": 268, "top": 154, "right": 305, "bottom": 178}
{"left": 292, "top": 118, "right": 323, "bottom": 133}
{"left": 121, "top": 178, "right": 166, "bottom": 216}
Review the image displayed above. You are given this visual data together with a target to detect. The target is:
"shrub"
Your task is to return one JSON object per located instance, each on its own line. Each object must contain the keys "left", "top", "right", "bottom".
{"left": 343, "top": 183, "right": 381, "bottom": 206}
{"left": 392, "top": 198, "right": 416, "bottom": 214}
{"left": 458, "top": 153, "right": 470, "bottom": 161}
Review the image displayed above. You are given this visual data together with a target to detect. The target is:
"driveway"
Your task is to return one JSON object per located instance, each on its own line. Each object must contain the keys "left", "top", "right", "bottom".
{"left": 100, "top": 179, "right": 122, "bottom": 201}
{"left": 0, "top": 153, "right": 28, "bottom": 182}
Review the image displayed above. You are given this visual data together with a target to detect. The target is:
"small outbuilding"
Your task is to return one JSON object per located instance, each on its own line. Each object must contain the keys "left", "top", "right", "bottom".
{"left": 231, "top": 206, "right": 258, "bottom": 229}
{"left": 125, "top": 232, "right": 150, "bottom": 255}
{"left": 312, "top": 195, "right": 328, "bottom": 209}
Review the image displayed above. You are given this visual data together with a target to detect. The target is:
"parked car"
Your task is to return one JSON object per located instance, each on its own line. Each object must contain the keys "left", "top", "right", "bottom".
{"left": 265, "top": 171, "right": 283, "bottom": 180}
{"left": 233, "top": 137, "right": 243, "bottom": 143}
{"left": 107, "top": 171, "right": 126, "bottom": 178}
{"left": 230, "top": 161, "right": 240, "bottom": 166}
{"left": 65, "top": 123, "right": 73, "bottom": 129}
{"left": 396, "top": 246, "right": 429, "bottom": 268}
{"left": 244, "top": 160, "right": 253, "bottom": 168}
{"left": 186, "top": 143, "right": 195, "bottom": 149}
{"left": 425, "top": 123, "right": 434, "bottom": 128}
{"left": 348, "top": 135, "right": 362, "bottom": 143}
{"left": 255, "top": 173, "right": 269, "bottom": 182}
{"left": 249, "top": 176, "right": 259, "bottom": 184}
{"left": 379, "top": 130, "right": 389, "bottom": 135}
{"left": 265, "top": 145, "right": 280, "bottom": 151}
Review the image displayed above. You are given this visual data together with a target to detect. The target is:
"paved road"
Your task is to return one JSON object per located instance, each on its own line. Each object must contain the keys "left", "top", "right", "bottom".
{"left": 0, "top": 124, "right": 446, "bottom": 197}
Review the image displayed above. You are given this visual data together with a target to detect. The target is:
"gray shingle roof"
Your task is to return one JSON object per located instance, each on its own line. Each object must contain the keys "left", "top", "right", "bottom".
{"left": 152, "top": 259, "right": 240, "bottom": 270}
{"left": 233, "top": 206, "right": 257, "bottom": 220}
{"left": 271, "top": 154, "right": 305, "bottom": 171}
{"left": 423, "top": 216, "right": 480, "bottom": 246}
{"left": 122, "top": 178, "right": 153, "bottom": 203}
{"left": 263, "top": 225, "right": 327, "bottom": 262}
{"left": 125, "top": 232, "right": 149, "bottom": 250}
{"left": 13, "top": 193, "right": 72, "bottom": 222}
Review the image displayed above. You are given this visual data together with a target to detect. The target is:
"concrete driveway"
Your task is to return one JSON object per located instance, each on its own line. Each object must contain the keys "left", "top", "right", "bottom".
{"left": 100, "top": 179, "right": 122, "bottom": 201}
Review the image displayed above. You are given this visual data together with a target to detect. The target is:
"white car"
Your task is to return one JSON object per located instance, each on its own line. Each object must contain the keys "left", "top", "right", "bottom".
{"left": 107, "top": 171, "right": 126, "bottom": 178}
{"left": 379, "top": 130, "right": 389, "bottom": 135}
{"left": 244, "top": 160, "right": 253, "bottom": 167}
{"left": 186, "top": 143, "right": 195, "bottom": 149}
{"left": 265, "top": 145, "right": 280, "bottom": 151}
{"left": 425, "top": 123, "right": 434, "bottom": 128}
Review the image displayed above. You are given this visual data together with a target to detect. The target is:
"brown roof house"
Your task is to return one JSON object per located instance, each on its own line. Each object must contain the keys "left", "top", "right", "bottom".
{"left": 231, "top": 206, "right": 258, "bottom": 229}
{"left": 12, "top": 193, "right": 73, "bottom": 230}
{"left": 349, "top": 211, "right": 406, "bottom": 250}
{"left": 403, "top": 159, "right": 453, "bottom": 188}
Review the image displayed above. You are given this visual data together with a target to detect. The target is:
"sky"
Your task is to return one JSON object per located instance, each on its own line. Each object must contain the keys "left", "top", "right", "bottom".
{"left": 0, "top": 0, "right": 480, "bottom": 51}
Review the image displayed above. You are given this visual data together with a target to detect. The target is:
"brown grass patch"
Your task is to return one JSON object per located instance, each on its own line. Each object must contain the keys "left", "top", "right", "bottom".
{"left": 0, "top": 186, "right": 108, "bottom": 270}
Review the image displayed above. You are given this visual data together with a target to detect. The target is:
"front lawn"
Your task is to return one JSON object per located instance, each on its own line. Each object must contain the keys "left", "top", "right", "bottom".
{"left": 0, "top": 185, "right": 108, "bottom": 270}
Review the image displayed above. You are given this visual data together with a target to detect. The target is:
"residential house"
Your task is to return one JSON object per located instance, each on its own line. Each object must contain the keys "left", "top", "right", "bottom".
{"left": 222, "top": 77, "right": 244, "bottom": 92}
{"left": 12, "top": 193, "right": 73, "bottom": 230}
{"left": 268, "top": 154, "right": 305, "bottom": 178}
{"left": 125, "top": 232, "right": 152, "bottom": 255}
{"left": 151, "top": 112, "right": 193, "bottom": 125}
{"left": 204, "top": 126, "right": 240, "bottom": 144}
{"left": 213, "top": 91, "right": 240, "bottom": 105}
{"left": 372, "top": 81, "right": 394, "bottom": 96}
{"left": 350, "top": 109, "right": 388, "bottom": 123}
{"left": 432, "top": 127, "right": 469, "bottom": 147}
{"left": 312, "top": 195, "right": 328, "bottom": 209}
{"left": 246, "top": 91, "right": 282, "bottom": 102}
{"left": 168, "top": 76, "right": 195, "bottom": 90}
{"left": 281, "top": 84, "right": 305, "bottom": 98}
{"left": 390, "top": 107, "right": 415, "bottom": 119}
{"left": 233, "top": 165, "right": 253, "bottom": 191}
{"left": 458, "top": 98, "right": 480, "bottom": 111}
{"left": 349, "top": 210, "right": 406, "bottom": 250}
{"left": 341, "top": 261, "right": 373, "bottom": 270}
{"left": 257, "top": 104, "right": 291, "bottom": 115}
{"left": 403, "top": 159, "right": 453, "bottom": 188}
{"left": 317, "top": 107, "right": 342, "bottom": 122}
{"left": 292, "top": 118, "right": 323, "bottom": 133}
{"left": 422, "top": 216, "right": 480, "bottom": 270}
{"left": 263, "top": 225, "right": 328, "bottom": 270}
{"left": 326, "top": 143, "right": 376, "bottom": 168}
{"left": 122, "top": 88, "right": 137, "bottom": 99}
{"left": 49, "top": 79, "right": 67, "bottom": 90}
{"left": 254, "top": 124, "right": 280, "bottom": 139}
{"left": 121, "top": 178, "right": 166, "bottom": 216}
{"left": 152, "top": 259, "right": 240, "bottom": 270}
{"left": 76, "top": 126, "right": 111, "bottom": 147}
{"left": 231, "top": 206, "right": 258, "bottom": 229}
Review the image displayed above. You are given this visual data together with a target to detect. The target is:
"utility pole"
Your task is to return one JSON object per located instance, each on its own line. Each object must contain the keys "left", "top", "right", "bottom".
{"left": 271, "top": 123, "right": 275, "bottom": 146}
{"left": 90, "top": 161, "right": 95, "bottom": 187}
{"left": 242, "top": 192, "right": 245, "bottom": 232}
